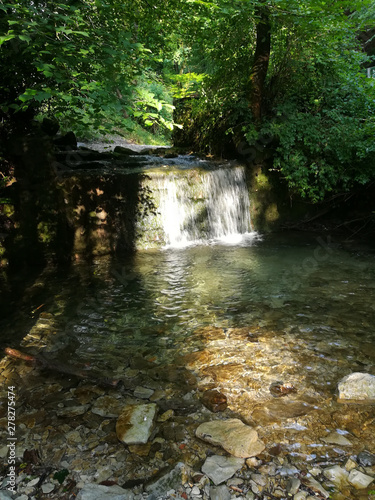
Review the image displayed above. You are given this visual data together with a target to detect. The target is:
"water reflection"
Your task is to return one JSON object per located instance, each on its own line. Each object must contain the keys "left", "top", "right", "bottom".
{"left": 1, "top": 232, "right": 374, "bottom": 460}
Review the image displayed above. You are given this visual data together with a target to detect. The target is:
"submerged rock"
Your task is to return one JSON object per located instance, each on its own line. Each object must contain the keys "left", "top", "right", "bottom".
{"left": 201, "top": 389, "right": 227, "bottom": 412}
{"left": 321, "top": 432, "right": 352, "bottom": 446}
{"left": 116, "top": 403, "right": 157, "bottom": 445}
{"left": 358, "top": 450, "right": 375, "bottom": 466}
{"left": 269, "top": 381, "right": 297, "bottom": 398}
{"left": 201, "top": 455, "right": 244, "bottom": 485}
{"left": 76, "top": 484, "right": 134, "bottom": 499}
{"left": 322, "top": 465, "right": 349, "bottom": 487}
{"left": 134, "top": 386, "right": 155, "bottom": 399}
{"left": 348, "top": 469, "right": 374, "bottom": 489}
{"left": 196, "top": 418, "right": 265, "bottom": 458}
{"left": 209, "top": 485, "right": 231, "bottom": 500}
{"left": 337, "top": 372, "right": 375, "bottom": 402}
{"left": 145, "top": 462, "right": 190, "bottom": 500}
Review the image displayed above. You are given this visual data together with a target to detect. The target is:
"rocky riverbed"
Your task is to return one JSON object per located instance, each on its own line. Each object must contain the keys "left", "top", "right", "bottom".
{"left": 0, "top": 317, "right": 374, "bottom": 500}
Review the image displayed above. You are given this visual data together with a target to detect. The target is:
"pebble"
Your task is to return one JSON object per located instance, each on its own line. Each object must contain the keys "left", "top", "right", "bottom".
{"left": 41, "top": 482, "right": 55, "bottom": 494}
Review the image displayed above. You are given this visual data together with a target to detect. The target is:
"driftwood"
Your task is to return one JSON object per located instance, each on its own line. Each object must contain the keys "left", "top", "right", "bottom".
{"left": 4, "top": 347, "right": 120, "bottom": 389}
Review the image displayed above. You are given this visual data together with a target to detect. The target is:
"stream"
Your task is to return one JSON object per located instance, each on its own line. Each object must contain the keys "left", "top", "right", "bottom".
{"left": 0, "top": 149, "right": 374, "bottom": 499}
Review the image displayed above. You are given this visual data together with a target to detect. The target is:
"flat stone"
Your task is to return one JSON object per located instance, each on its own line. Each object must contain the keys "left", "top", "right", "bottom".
{"left": 196, "top": 419, "right": 265, "bottom": 458}
{"left": 116, "top": 404, "right": 157, "bottom": 445}
{"left": 322, "top": 466, "right": 349, "bottom": 487}
{"left": 134, "top": 386, "right": 155, "bottom": 399}
{"left": 0, "top": 492, "right": 13, "bottom": 500}
{"left": 337, "top": 372, "right": 375, "bottom": 402}
{"left": 321, "top": 432, "right": 352, "bottom": 446}
{"left": 201, "top": 455, "right": 244, "bottom": 485}
{"left": 286, "top": 478, "right": 301, "bottom": 495}
{"left": 209, "top": 485, "right": 231, "bottom": 500}
{"left": 301, "top": 477, "right": 330, "bottom": 498}
{"left": 348, "top": 469, "right": 374, "bottom": 489}
{"left": 92, "top": 395, "right": 124, "bottom": 418}
{"left": 76, "top": 484, "right": 134, "bottom": 499}
{"left": 145, "top": 462, "right": 190, "bottom": 500}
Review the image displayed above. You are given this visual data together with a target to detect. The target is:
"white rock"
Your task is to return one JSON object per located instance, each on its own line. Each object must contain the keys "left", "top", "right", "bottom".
{"left": 191, "top": 485, "right": 200, "bottom": 495}
{"left": 338, "top": 372, "right": 375, "bottom": 401}
{"left": 348, "top": 469, "right": 374, "bottom": 489}
{"left": 116, "top": 404, "right": 157, "bottom": 445}
{"left": 202, "top": 455, "right": 244, "bottom": 485}
{"left": 41, "top": 483, "right": 55, "bottom": 494}
{"left": 322, "top": 466, "right": 349, "bottom": 487}
{"left": 196, "top": 419, "right": 265, "bottom": 458}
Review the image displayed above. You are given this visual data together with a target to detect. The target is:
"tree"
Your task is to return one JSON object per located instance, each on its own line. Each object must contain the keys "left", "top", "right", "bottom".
{"left": 0, "top": 0, "right": 176, "bottom": 140}
{"left": 170, "top": 0, "right": 375, "bottom": 200}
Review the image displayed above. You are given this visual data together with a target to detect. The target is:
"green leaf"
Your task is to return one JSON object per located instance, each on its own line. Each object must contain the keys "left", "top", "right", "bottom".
{"left": 0, "top": 34, "right": 15, "bottom": 45}
{"left": 19, "top": 34, "right": 31, "bottom": 43}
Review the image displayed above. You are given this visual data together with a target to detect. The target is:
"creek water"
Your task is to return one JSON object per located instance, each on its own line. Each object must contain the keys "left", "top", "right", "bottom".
{"left": 1, "top": 161, "right": 375, "bottom": 488}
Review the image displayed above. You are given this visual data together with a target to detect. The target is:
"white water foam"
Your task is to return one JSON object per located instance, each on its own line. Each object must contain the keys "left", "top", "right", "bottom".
{"left": 155, "top": 166, "right": 257, "bottom": 248}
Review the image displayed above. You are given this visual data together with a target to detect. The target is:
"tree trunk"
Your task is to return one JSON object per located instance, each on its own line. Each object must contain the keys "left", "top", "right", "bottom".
{"left": 247, "top": 3, "right": 271, "bottom": 124}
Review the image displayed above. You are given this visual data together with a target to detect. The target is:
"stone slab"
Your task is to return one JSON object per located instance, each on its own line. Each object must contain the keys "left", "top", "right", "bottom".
{"left": 116, "top": 404, "right": 157, "bottom": 445}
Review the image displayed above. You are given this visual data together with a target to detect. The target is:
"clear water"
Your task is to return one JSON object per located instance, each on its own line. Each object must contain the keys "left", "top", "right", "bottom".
{"left": 4, "top": 233, "right": 374, "bottom": 383}
{"left": 1, "top": 231, "right": 375, "bottom": 468}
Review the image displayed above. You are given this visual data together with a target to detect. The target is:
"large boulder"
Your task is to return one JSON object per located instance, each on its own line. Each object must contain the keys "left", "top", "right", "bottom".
{"left": 337, "top": 372, "right": 375, "bottom": 402}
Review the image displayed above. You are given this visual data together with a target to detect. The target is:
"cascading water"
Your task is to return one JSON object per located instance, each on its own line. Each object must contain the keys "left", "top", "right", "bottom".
{"left": 142, "top": 164, "right": 255, "bottom": 248}
{"left": 204, "top": 167, "right": 253, "bottom": 243}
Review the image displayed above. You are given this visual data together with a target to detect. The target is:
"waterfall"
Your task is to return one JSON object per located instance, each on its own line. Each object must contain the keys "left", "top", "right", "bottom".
{"left": 146, "top": 165, "right": 254, "bottom": 248}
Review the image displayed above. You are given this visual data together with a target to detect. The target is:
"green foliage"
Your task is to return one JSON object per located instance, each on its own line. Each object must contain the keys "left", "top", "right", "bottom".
{"left": 0, "top": 0, "right": 176, "bottom": 139}
{"left": 170, "top": 0, "right": 375, "bottom": 200}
